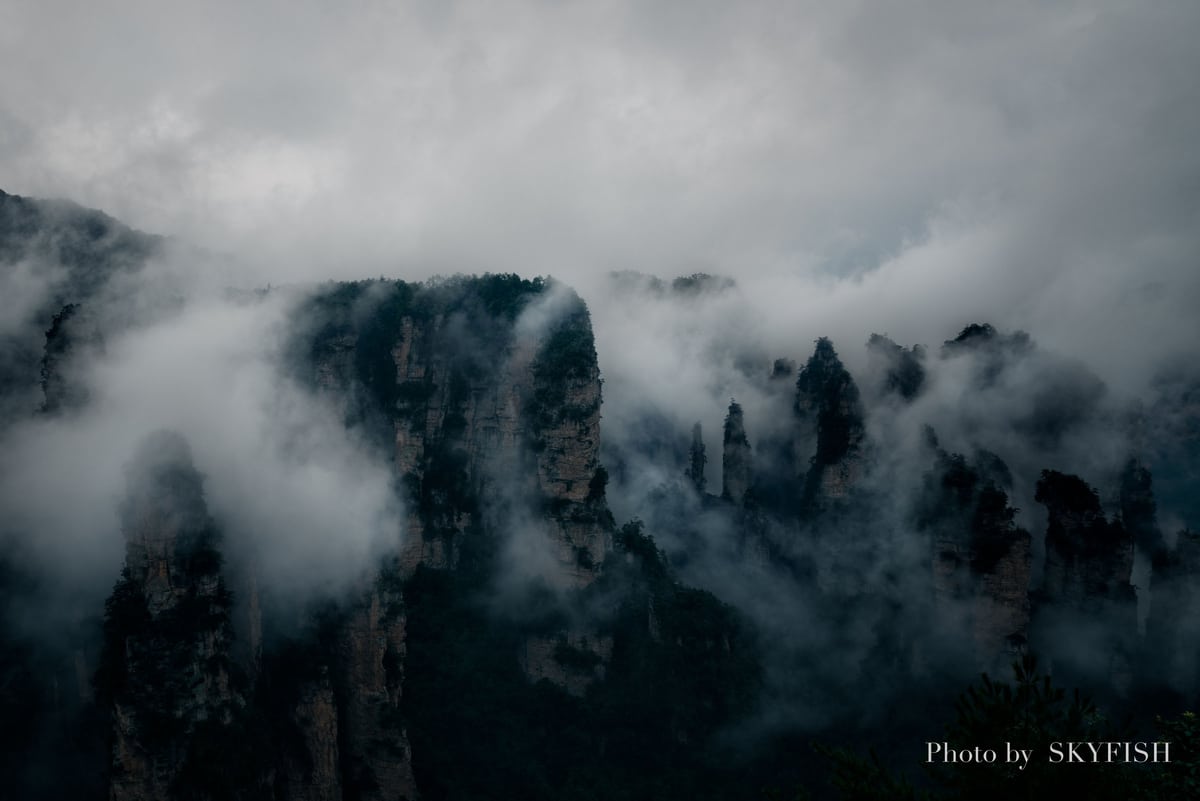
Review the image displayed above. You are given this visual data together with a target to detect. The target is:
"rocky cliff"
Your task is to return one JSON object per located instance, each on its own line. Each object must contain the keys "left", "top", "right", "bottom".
{"left": 298, "top": 277, "right": 612, "bottom": 589}
{"left": 1144, "top": 530, "right": 1200, "bottom": 700}
{"left": 721, "top": 400, "right": 752, "bottom": 505}
{"left": 0, "top": 189, "right": 160, "bottom": 423}
{"left": 1033, "top": 470, "right": 1137, "bottom": 693}
{"left": 918, "top": 441, "right": 1032, "bottom": 669}
{"left": 866, "top": 333, "right": 926, "bottom": 402}
{"left": 98, "top": 431, "right": 264, "bottom": 801}
{"left": 4, "top": 189, "right": 1198, "bottom": 800}
{"left": 793, "top": 338, "right": 866, "bottom": 510}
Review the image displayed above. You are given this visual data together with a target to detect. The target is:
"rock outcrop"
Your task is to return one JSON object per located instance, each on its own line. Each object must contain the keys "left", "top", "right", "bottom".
{"left": 335, "top": 581, "right": 416, "bottom": 801}
{"left": 940, "top": 323, "right": 1033, "bottom": 387}
{"left": 687, "top": 422, "right": 707, "bottom": 495}
{"left": 99, "top": 431, "right": 263, "bottom": 801}
{"left": 301, "top": 277, "right": 612, "bottom": 589}
{"left": 866, "top": 333, "right": 926, "bottom": 401}
{"left": 1120, "top": 458, "right": 1165, "bottom": 560}
{"left": 279, "top": 668, "right": 342, "bottom": 801}
{"left": 40, "top": 302, "right": 104, "bottom": 414}
{"left": 917, "top": 443, "right": 1031, "bottom": 668}
{"left": 0, "top": 188, "right": 160, "bottom": 422}
{"left": 793, "top": 338, "right": 866, "bottom": 510}
{"left": 1144, "top": 531, "right": 1200, "bottom": 702}
{"left": 296, "top": 276, "right": 615, "bottom": 716}
{"left": 1033, "top": 470, "right": 1137, "bottom": 694}
{"left": 721, "top": 400, "right": 752, "bottom": 505}
{"left": 518, "top": 631, "right": 615, "bottom": 698}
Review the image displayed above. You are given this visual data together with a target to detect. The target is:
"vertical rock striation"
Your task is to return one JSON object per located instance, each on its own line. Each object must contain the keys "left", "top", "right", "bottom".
{"left": 99, "top": 431, "right": 264, "bottom": 801}
{"left": 302, "top": 277, "right": 612, "bottom": 589}
{"left": 294, "top": 276, "right": 617, "bottom": 738}
{"left": 336, "top": 580, "right": 416, "bottom": 801}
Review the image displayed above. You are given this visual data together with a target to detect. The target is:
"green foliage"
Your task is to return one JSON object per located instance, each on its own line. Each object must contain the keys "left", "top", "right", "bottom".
{"left": 473, "top": 273, "right": 548, "bottom": 319}
{"left": 613, "top": 520, "right": 671, "bottom": 585}
{"left": 916, "top": 448, "right": 1026, "bottom": 575}
{"left": 526, "top": 301, "right": 600, "bottom": 435}
{"left": 398, "top": 516, "right": 764, "bottom": 801}
{"left": 817, "top": 655, "right": 1200, "bottom": 801}
{"left": 795, "top": 338, "right": 863, "bottom": 469}
{"left": 351, "top": 281, "right": 415, "bottom": 413}
{"left": 94, "top": 568, "right": 149, "bottom": 703}
{"left": 1035, "top": 469, "right": 1104, "bottom": 514}
{"left": 969, "top": 485, "right": 1020, "bottom": 572}
{"left": 1149, "top": 711, "right": 1200, "bottom": 800}
{"left": 291, "top": 274, "right": 552, "bottom": 456}
{"left": 586, "top": 465, "right": 608, "bottom": 501}
{"left": 554, "top": 640, "right": 604, "bottom": 671}
{"left": 402, "top": 565, "right": 578, "bottom": 801}
{"left": 815, "top": 744, "right": 931, "bottom": 801}
{"left": 172, "top": 713, "right": 274, "bottom": 801}
{"left": 932, "top": 654, "right": 1135, "bottom": 800}
{"left": 535, "top": 311, "right": 597, "bottom": 383}
{"left": 669, "top": 273, "right": 737, "bottom": 295}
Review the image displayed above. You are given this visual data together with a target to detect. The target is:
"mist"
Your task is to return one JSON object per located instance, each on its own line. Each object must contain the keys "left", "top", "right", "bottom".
{"left": 1, "top": 1, "right": 1199, "bottom": 795}
{"left": 0, "top": 283, "right": 407, "bottom": 626}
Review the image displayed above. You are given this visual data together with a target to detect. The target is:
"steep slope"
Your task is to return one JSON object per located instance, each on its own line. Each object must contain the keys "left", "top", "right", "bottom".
{"left": 917, "top": 440, "right": 1032, "bottom": 669}
{"left": 97, "top": 431, "right": 267, "bottom": 800}
{"left": 0, "top": 189, "right": 162, "bottom": 421}
{"left": 293, "top": 277, "right": 612, "bottom": 589}
{"left": 793, "top": 337, "right": 866, "bottom": 511}
{"left": 1032, "top": 470, "right": 1137, "bottom": 694}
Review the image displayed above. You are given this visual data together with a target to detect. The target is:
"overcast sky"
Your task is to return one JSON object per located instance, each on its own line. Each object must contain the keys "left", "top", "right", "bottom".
{"left": 2, "top": 0, "right": 1198, "bottom": 392}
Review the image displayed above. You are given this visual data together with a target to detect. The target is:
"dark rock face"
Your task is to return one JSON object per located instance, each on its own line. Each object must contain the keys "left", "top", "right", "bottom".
{"left": 1121, "top": 458, "right": 1164, "bottom": 560}
{"left": 721, "top": 401, "right": 751, "bottom": 505}
{"left": 918, "top": 445, "right": 1031, "bottom": 669}
{"left": 1033, "top": 470, "right": 1137, "bottom": 693}
{"left": 1142, "top": 373, "right": 1200, "bottom": 532}
{"left": 333, "top": 582, "right": 416, "bottom": 801}
{"left": 283, "top": 276, "right": 617, "bottom": 793}
{"left": 1144, "top": 531, "right": 1200, "bottom": 701}
{"left": 688, "top": 422, "right": 707, "bottom": 495}
{"left": 296, "top": 277, "right": 613, "bottom": 588}
{"left": 940, "top": 323, "right": 1034, "bottom": 392}
{"left": 99, "top": 431, "right": 265, "bottom": 801}
{"left": 793, "top": 338, "right": 865, "bottom": 510}
{"left": 40, "top": 302, "right": 103, "bottom": 414}
{"left": 866, "top": 333, "right": 926, "bottom": 401}
{"left": 1037, "top": 470, "right": 1135, "bottom": 608}
{"left": 0, "top": 189, "right": 160, "bottom": 422}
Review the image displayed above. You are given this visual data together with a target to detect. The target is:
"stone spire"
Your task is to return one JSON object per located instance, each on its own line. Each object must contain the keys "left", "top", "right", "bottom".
{"left": 688, "top": 421, "right": 707, "bottom": 495}
{"left": 722, "top": 400, "right": 752, "bottom": 505}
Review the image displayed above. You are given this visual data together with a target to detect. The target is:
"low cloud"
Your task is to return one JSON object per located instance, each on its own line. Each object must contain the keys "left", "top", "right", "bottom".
{"left": 0, "top": 285, "right": 406, "bottom": 618}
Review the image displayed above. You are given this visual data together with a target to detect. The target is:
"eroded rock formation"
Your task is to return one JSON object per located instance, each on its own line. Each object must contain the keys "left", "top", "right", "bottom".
{"left": 918, "top": 441, "right": 1031, "bottom": 669}
{"left": 794, "top": 338, "right": 866, "bottom": 510}
{"left": 1033, "top": 470, "right": 1137, "bottom": 694}
{"left": 721, "top": 400, "right": 751, "bottom": 505}
{"left": 100, "top": 431, "right": 264, "bottom": 801}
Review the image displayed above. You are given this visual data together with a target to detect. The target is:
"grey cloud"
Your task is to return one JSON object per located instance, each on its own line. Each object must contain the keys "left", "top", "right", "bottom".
{"left": 1, "top": 0, "right": 1195, "bottom": 325}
